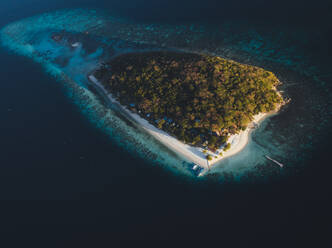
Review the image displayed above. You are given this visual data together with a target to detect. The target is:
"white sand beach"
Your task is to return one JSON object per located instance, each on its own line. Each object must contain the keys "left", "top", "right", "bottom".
{"left": 88, "top": 74, "right": 278, "bottom": 171}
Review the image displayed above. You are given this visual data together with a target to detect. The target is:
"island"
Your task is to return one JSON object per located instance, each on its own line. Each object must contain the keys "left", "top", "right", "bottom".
{"left": 90, "top": 51, "right": 284, "bottom": 172}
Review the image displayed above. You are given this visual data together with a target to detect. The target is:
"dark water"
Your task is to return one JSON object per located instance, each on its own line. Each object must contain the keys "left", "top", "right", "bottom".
{"left": 0, "top": 0, "right": 331, "bottom": 247}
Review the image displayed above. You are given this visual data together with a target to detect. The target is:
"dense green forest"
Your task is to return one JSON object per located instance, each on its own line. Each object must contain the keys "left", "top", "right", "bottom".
{"left": 94, "top": 51, "right": 283, "bottom": 151}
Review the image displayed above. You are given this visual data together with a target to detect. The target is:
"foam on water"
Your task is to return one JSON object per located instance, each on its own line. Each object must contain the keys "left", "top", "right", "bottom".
{"left": 1, "top": 9, "right": 331, "bottom": 181}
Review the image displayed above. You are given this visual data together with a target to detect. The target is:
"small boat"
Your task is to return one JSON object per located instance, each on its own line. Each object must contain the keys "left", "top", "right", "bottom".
{"left": 265, "top": 155, "right": 284, "bottom": 168}
{"left": 198, "top": 168, "right": 208, "bottom": 177}
{"left": 193, "top": 164, "right": 199, "bottom": 170}
{"left": 71, "top": 42, "right": 80, "bottom": 48}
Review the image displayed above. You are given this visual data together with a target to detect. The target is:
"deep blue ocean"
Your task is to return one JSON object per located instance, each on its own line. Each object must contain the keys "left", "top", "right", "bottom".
{"left": 0, "top": 0, "right": 331, "bottom": 247}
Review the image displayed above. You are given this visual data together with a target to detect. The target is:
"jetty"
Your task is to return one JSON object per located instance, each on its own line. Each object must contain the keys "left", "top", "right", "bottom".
{"left": 265, "top": 155, "right": 284, "bottom": 168}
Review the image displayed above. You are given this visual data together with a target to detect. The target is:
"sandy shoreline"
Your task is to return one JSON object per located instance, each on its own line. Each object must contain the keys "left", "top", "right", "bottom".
{"left": 88, "top": 74, "right": 279, "bottom": 172}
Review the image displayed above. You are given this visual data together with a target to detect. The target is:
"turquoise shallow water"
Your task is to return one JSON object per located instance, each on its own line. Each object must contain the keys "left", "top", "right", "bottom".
{"left": 1, "top": 9, "right": 331, "bottom": 181}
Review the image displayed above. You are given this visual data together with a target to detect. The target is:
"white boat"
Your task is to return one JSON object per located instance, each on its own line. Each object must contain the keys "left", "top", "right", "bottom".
{"left": 71, "top": 42, "right": 80, "bottom": 48}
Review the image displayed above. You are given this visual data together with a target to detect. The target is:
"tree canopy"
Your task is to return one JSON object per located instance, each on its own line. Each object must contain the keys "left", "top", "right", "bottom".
{"left": 94, "top": 51, "right": 283, "bottom": 151}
